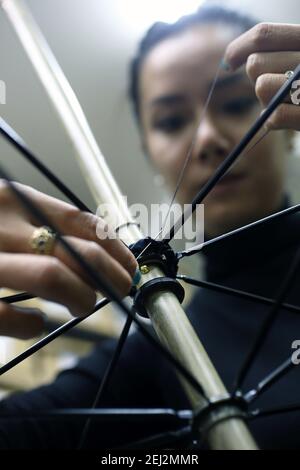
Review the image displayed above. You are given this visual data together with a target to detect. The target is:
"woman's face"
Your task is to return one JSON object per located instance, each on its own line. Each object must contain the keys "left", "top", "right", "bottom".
{"left": 139, "top": 24, "right": 289, "bottom": 237}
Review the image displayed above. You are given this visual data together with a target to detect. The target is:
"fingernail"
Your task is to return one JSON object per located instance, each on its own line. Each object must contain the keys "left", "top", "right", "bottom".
{"left": 220, "top": 58, "right": 231, "bottom": 72}
{"left": 132, "top": 267, "right": 142, "bottom": 286}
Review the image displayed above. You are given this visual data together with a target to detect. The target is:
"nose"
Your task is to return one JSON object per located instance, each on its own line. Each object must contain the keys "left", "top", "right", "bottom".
{"left": 192, "top": 115, "right": 230, "bottom": 166}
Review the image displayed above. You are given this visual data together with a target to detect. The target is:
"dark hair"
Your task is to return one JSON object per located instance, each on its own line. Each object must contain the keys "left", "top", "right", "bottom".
{"left": 128, "top": 4, "right": 259, "bottom": 122}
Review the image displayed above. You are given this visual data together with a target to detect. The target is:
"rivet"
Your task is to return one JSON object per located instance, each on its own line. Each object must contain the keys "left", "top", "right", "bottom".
{"left": 140, "top": 265, "right": 150, "bottom": 275}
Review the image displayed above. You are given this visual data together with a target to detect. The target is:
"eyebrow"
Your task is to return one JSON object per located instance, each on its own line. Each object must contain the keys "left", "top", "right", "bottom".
{"left": 149, "top": 94, "right": 188, "bottom": 108}
{"left": 149, "top": 73, "right": 246, "bottom": 108}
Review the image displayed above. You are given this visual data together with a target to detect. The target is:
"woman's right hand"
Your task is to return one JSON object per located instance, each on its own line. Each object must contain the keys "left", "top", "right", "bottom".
{"left": 0, "top": 181, "right": 139, "bottom": 339}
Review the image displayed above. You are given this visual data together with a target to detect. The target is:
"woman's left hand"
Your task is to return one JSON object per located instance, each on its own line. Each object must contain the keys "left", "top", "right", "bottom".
{"left": 223, "top": 23, "right": 300, "bottom": 130}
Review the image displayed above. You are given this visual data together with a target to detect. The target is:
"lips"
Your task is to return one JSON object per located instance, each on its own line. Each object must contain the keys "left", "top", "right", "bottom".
{"left": 210, "top": 172, "right": 247, "bottom": 195}
{"left": 190, "top": 171, "right": 247, "bottom": 198}
{"left": 217, "top": 173, "right": 246, "bottom": 185}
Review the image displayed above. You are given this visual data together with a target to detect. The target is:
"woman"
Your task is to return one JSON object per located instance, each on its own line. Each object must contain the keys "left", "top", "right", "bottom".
{"left": 0, "top": 5, "right": 300, "bottom": 449}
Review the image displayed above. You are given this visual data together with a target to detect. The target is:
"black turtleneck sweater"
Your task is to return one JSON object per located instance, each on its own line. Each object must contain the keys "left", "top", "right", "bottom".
{"left": 0, "top": 203, "right": 300, "bottom": 450}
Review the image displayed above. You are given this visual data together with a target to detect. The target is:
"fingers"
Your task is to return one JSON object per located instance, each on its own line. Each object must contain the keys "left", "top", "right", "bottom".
{"left": 0, "top": 184, "right": 136, "bottom": 297}
{"left": 250, "top": 72, "right": 300, "bottom": 131}
{"left": 0, "top": 217, "right": 34, "bottom": 253}
{"left": 0, "top": 253, "right": 96, "bottom": 317}
{"left": 246, "top": 51, "right": 300, "bottom": 83}
{"left": 264, "top": 104, "right": 300, "bottom": 131}
{"left": 0, "top": 222, "right": 133, "bottom": 297}
{"left": 221, "top": 22, "right": 300, "bottom": 133}
{"left": 0, "top": 302, "right": 45, "bottom": 339}
{"left": 53, "top": 236, "right": 133, "bottom": 297}
{"left": 2, "top": 183, "right": 138, "bottom": 279}
{"left": 56, "top": 209, "right": 138, "bottom": 279}
{"left": 255, "top": 73, "right": 290, "bottom": 106}
{"left": 224, "top": 23, "right": 300, "bottom": 71}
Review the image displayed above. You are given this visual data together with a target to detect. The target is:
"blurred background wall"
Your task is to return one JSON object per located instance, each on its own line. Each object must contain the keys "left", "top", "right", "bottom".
{"left": 1, "top": 0, "right": 300, "bottom": 214}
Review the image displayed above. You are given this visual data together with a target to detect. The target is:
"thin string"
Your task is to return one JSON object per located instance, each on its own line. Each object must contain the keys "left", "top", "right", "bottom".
{"left": 135, "top": 62, "right": 223, "bottom": 262}
{"left": 156, "top": 62, "right": 223, "bottom": 241}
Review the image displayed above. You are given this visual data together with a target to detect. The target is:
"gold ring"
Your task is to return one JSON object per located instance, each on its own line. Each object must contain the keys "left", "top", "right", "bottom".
{"left": 30, "top": 226, "right": 57, "bottom": 255}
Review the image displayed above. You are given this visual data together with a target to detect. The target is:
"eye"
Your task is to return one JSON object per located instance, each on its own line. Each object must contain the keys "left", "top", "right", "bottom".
{"left": 221, "top": 97, "right": 257, "bottom": 115}
{"left": 152, "top": 115, "right": 190, "bottom": 133}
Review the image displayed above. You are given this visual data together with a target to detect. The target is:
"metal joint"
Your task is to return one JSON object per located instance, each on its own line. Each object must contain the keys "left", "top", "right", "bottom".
{"left": 129, "top": 237, "right": 179, "bottom": 278}
{"left": 133, "top": 277, "right": 185, "bottom": 318}
{"left": 193, "top": 395, "right": 249, "bottom": 441}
